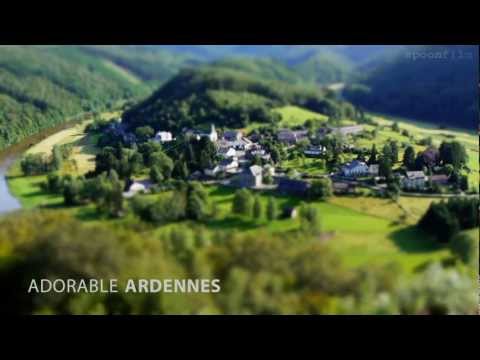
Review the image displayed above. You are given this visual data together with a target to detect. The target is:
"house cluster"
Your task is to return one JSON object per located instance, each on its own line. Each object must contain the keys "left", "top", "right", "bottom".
{"left": 338, "top": 157, "right": 450, "bottom": 192}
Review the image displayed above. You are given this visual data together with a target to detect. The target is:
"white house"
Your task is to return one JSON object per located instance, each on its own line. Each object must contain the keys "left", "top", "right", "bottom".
{"left": 186, "top": 124, "right": 218, "bottom": 143}
{"left": 204, "top": 165, "right": 221, "bottom": 177}
{"left": 123, "top": 180, "right": 152, "bottom": 198}
{"left": 304, "top": 146, "right": 326, "bottom": 157}
{"left": 219, "top": 158, "right": 239, "bottom": 172}
{"left": 154, "top": 131, "right": 173, "bottom": 143}
{"left": 218, "top": 147, "right": 237, "bottom": 159}
{"left": 401, "top": 171, "right": 427, "bottom": 190}
{"left": 341, "top": 160, "right": 369, "bottom": 177}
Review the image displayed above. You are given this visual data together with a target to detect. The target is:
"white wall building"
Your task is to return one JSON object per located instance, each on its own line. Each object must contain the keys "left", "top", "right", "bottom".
{"left": 341, "top": 160, "right": 369, "bottom": 177}
{"left": 154, "top": 131, "right": 173, "bottom": 143}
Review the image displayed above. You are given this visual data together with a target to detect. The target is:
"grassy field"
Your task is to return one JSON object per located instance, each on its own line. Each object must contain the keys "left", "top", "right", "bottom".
{"left": 281, "top": 157, "right": 328, "bottom": 176}
{"left": 6, "top": 111, "right": 118, "bottom": 208}
{"left": 6, "top": 162, "right": 63, "bottom": 209}
{"left": 273, "top": 106, "right": 328, "bottom": 127}
{"left": 151, "top": 185, "right": 450, "bottom": 273}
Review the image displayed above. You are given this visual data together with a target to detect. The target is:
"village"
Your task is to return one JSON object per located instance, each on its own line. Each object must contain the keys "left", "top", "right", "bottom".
{"left": 125, "top": 121, "right": 461, "bottom": 200}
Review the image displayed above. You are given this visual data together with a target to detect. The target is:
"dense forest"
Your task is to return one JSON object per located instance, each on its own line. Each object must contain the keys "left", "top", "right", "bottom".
{"left": 122, "top": 67, "right": 352, "bottom": 132}
{"left": 343, "top": 45, "right": 479, "bottom": 129}
{"left": 0, "top": 46, "right": 154, "bottom": 150}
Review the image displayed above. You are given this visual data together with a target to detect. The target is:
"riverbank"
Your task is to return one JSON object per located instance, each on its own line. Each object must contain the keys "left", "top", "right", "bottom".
{"left": 0, "top": 110, "right": 120, "bottom": 214}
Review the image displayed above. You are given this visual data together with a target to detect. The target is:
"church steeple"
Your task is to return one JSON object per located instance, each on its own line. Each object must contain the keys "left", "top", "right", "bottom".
{"left": 209, "top": 124, "right": 218, "bottom": 142}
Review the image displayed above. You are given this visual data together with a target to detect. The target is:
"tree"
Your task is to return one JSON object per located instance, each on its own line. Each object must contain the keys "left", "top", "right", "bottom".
{"left": 382, "top": 143, "right": 393, "bottom": 163}
{"left": 20, "top": 153, "right": 49, "bottom": 176}
{"left": 450, "top": 232, "right": 479, "bottom": 267}
{"left": 419, "top": 202, "right": 461, "bottom": 243}
{"left": 232, "top": 189, "right": 254, "bottom": 217}
{"left": 150, "top": 151, "right": 174, "bottom": 179}
{"left": 150, "top": 166, "right": 164, "bottom": 184}
{"left": 186, "top": 182, "right": 209, "bottom": 221}
{"left": 392, "top": 122, "right": 400, "bottom": 132}
{"left": 299, "top": 204, "right": 322, "bottom": 236}
{"left": 390, "top": 141, "right": 399, "bottom": 163}
{"left": 367, "top": 144, "right": 378, "bottom": 165}
{"left": 379, "top": 156, "right": 392, "bottom": 179}
{"left": 135, "top": 126, "right": 154, "bottom": 143}
{"left": 309, "top": 178, "right": 333, "bottom": 200}
{"left": 266, "top": 197, "right": 278, "bottom": 221}
{"left": 402, "top": 146, "right": 416, "bottom": 171}
{"left": 63, "top": 177, "right": 84, "bottom": 206}
{"left": 253, "top": 196, "right": 262, "bottom": 219}
{"left": 439, "top": 141, "right": 467, "bottom": 169}
{"left": 173, "top": 160, "right": 189, "bottom": 180}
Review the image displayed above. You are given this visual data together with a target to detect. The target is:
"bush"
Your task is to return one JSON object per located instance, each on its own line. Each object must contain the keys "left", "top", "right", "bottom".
{"left": 450, "top": 231, "right": 479, "bottom": 267}
{"left": 232, "top": 189, "right": 254, "bottom": 217}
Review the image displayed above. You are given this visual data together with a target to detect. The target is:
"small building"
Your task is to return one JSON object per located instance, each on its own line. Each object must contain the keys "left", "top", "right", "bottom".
{"left": 304, "top": 146, "right": 326, "bottom": 157}
{"left": 218, "top": 147, "right": 237, "bottom": 159}
{"left": 429, "top": 174, "right": 449, "bottom": 186}
{"left": 277, "top": 129, "right": 309, "bottom": 145}
{"left": 204, "top": 165, "right": 221, "bottom": 177}
{"left": 402, "top": 171, "right": 427, "bottom": 190}
{"left": 341, "top": 160, "right": 369, "bottom": 177}
{"left": 154, "top": 131, "right": 173, "bottom": 143}
{"left": 368, "top": 164, "right": 379, "bottom": 176}
{"left": 223, "top": 130, "right": 243, "bottom": 142}
{"left": 332, "top": 181, "right": 355, "bottom": 195}
{"left": 186, "top": 124, "right": 218, "bottom": 143}
{"left": 277, "top": 178, "right": 311, "bottom": 197}
{"left": 123, "top": 180, "right": 152, "bottom": 198}
{"left": 219, "top": 158, "right": 239, "bottom": 172}
{"left": 231, "top": 165, "right": 263, "bottom": 188}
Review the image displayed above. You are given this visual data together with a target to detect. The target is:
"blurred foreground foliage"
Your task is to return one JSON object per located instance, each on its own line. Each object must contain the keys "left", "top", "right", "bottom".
{"left": 0, "top": 210, "right": 477, "bottom": 315}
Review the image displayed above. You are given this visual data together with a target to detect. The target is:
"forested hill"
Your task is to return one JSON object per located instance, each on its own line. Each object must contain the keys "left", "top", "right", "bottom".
{"left": 0, "top": 46, "right": 152, "bottom": 150}
{"left": 343, "top": 45, "right": 479, "bottom": 129}
{"left": 122, "top": 67, "right": 352, "bottom": 132}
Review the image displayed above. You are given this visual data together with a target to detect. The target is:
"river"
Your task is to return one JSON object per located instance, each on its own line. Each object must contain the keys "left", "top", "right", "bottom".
{"left": 0, "top": 119, "right": 86, "bottom": 215}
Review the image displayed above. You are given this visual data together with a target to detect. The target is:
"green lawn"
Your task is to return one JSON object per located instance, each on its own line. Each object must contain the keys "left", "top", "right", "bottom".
{"left": 273, "top": 106, "right": 328, "bottom": 127}
{"left": 6, "top": 162, "right": 63, "bottom": 209}
{"left": 152, "top": 185, "right": 450, "bottom": 273}
{"left": 281, "top": 157, "right": 328, "bottom": 176}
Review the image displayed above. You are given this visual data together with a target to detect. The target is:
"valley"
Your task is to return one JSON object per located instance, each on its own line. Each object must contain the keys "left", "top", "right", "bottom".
{"left": 0, "top": 45, "right": 477, "bottom": 315}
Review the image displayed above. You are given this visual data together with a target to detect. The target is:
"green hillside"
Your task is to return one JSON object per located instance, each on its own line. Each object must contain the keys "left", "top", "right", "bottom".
{"left": 343, "top": 45, "right": 479, "bottom": 129}
{"left": 122, "top": 67, "right": 351, "bottom": 132}
{"left": 0, "top": 46, "right": 153, "bottom": 150}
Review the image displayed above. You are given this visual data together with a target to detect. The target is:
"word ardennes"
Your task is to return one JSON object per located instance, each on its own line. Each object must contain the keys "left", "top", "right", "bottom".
{"left": 28, "top": 279, "right": 221, "bottom": 294}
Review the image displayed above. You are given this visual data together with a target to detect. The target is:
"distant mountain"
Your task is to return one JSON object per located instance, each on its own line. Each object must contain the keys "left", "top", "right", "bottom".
{"left": 343, "top": 45, "right": 479, "bottom": 129}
